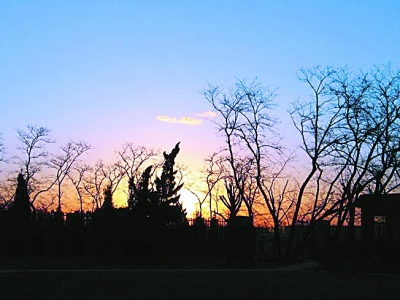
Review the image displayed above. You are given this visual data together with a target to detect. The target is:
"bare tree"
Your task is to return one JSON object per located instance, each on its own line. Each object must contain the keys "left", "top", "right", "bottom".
{"left": 83, "top": 158, "right": 127, "bottom": 211}
{"left": 205, "top": 153, "right": 226, "bottom": 218}
{"left": 203, "top": 79, "right": 292, "bottom": 259}
{"left": 202, "top": 82, "right": 251, "bottom": 223}
{"left": 287, "top": 66, "right": 346, "bottom": 256}
{"left": 219, "top": 179, "right": 243, "bottom": 222}
{"left": 67, "top": 163, "right": 91, "bottom": 212}
{"left": 232, "top": 156, "right": 259, "bottom": 222}
{"left": 35, "top": 194, "right": 56, "bottom": 212}
{"left": 186, "top": 152, "right": 225, "bottom": 218}
{"left": 0, "top": 133, "right": 9, "bottom": 208}
{"left": 331, "top": 65, "right": 400, "bottom": 242}
{"left": 101, "top": 161, "right": 126, "bottom": 196}
{"left": 13, "top": 125, "right": 55, "bottom": 210}
{"left": 14, "top": 125, "right": 53, "bottom": 186}
{"left": 0, "top": 175, "right": 15, "bottom": 209}
{"left": 288, "top": 64, "right": 400, "bottom": 255}
{"left": 0, "top": 133, "right": 5, "bottom": 165}
{"left": 116, "top": 143, "right": 159, "bottom": 183}
{"left": 203, "top": 83, "right": 242, "bottom": 191}
{"left": 212, "top": 154, "right": 261, "bottom": 223}
{"left": 50, "top": 140, "right": 91, "bottom": 212}
{"left": 116, "top": 143, "right": 161, "bottom": 208}
{"left": 83, "top": 159, "right": 108, "bottom": 210}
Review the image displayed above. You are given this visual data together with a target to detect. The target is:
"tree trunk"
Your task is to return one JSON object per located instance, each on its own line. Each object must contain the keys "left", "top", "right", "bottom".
{"left": 287, "top": 166, "right": 317, "bottom": 260}
{"left": 348, "top": 202, "right": 355, "bottom": 243}
{"left": 273, "top": 220, "right": 281, "bottom": 261}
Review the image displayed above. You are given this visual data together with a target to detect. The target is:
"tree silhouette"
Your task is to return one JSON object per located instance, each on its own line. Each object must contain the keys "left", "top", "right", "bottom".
{"left": 203, "top": 79, "right": 290, "bottom": 260}
{"left": 14, "top": 125, "right": 54, "bottom": 209}
{"left": 156, "top": 143, "right": 181, "bottom": 201}
{"left": 128, "top": 142, "right": 186, "bottom": 225}
{"left": 128, "top": 165, "right": 152, "bottom": 209}
{"left": 10, "top": 173, "right": 31, "bottom": 217}
{"left": 288, "top": 64, "right": 400, "bottom": 259}
{"left": 100, "top": 184, "right": 114, "bottom": 213}
{"left": 0, "top": 132, "right": 4, "bottom": 164}
{"left": 8, "top": 173, "right": 32, "bottom": 256}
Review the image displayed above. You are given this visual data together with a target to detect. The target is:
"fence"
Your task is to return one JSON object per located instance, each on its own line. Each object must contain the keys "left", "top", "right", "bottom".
{"left": 187, "top": 217, "right": 227, "bottom": 227}
{"left": 254, "top": 225, "right": 364, "bottom": 259}
{"left": 0, "top": 210, "right": 370, "bottom": 260}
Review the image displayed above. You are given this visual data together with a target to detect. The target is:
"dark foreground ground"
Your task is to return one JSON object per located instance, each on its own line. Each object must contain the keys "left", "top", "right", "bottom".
{"left": 0, "top": 256, "right": 399, "bottom": 300}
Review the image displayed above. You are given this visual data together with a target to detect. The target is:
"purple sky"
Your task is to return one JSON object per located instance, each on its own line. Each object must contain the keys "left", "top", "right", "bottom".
{"left": 1, "top": 1, "right": 399, "bottom": 213}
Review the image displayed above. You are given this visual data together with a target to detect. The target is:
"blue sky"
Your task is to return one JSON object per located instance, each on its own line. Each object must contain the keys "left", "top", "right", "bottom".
{"left": 1, "top": 0, "right": 399, "bottom": 170}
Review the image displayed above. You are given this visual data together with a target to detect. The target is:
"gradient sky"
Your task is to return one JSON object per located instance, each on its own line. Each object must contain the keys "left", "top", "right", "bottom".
{"left": 1, "top": 1, "right": 400, "bottom": 210}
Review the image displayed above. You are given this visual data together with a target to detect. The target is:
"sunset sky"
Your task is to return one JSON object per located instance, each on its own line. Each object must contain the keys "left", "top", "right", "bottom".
{"left": 1, "top": 1, "right": 399, "bottom": 214}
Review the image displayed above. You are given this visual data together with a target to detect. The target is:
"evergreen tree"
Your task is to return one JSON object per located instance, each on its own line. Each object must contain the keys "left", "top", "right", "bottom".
{"left": 10, "top": 173, "right": 31, "bottom": 217}
{"left": 154, "top": 142, "right": 186, "bottom": 224}
{"left": 100, "top": 184, "right": 114, "bottom": 213}
{"left": 156, "top": 142, "right": 183, "bottom": 206}
{"left": 128, "top": 143, "right": 186, "bottom": 224}
{"left": 128, "top": 166, "right": 152, "bottom": 209}
{"left": 9, "top": 173, "right": 32, "bottom": 257}
{"left": 92, "top": 184, "right": 115, "bottom": 260}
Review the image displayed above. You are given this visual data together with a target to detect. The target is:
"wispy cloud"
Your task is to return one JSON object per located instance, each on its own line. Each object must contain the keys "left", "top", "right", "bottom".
{"left": 156, "top": 111, "right": 217, "bottom": 126}
{"left": 156, "top": 115, "right": 202, "bottom": 125}
{"left": 195, "top": 111, "right": 217, "bottom": 118}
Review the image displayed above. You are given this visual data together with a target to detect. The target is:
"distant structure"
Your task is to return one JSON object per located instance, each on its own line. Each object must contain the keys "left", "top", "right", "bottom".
{"left": 356, "top": 194, "right": 400, "bottom": 244}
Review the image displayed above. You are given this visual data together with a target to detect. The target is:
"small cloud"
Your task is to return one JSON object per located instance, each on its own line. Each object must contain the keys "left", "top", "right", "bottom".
{"left": 180, "top": 116, "right": 202, "bottom": 125}
{"left": 157, "top": 115, "right": 202, "bottom": 125}
{"left": 157, "top": 115, "right": 176, "bottom": 123}
{"left": 195, "top": 111, "right": 217, "bottom": 118}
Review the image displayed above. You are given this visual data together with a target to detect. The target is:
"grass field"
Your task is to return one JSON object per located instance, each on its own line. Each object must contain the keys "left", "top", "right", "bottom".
{"left": 0, "top": 257, "right": 399, "bottom": 299}
{"left": 1, "top": 268, "right": 399, "bottom": 300}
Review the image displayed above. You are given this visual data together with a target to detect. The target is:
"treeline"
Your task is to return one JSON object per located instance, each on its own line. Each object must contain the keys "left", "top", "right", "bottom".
{"left": 0, "top": 143, "right": 255, "bottom": 262}
{"left": 196, "top": 64, "right": 400, "bottom": 260}
{"left": 0, "top": 128, "right": 183, "bottom": 214}
{"left": 0, "top": 143, "right": 200, "bottom": 261}
{"left": 1, "top": 142, "right": 186, "bottom": 219}
{"left": 1, "top": 64, "right": 400, "bottom": 261}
